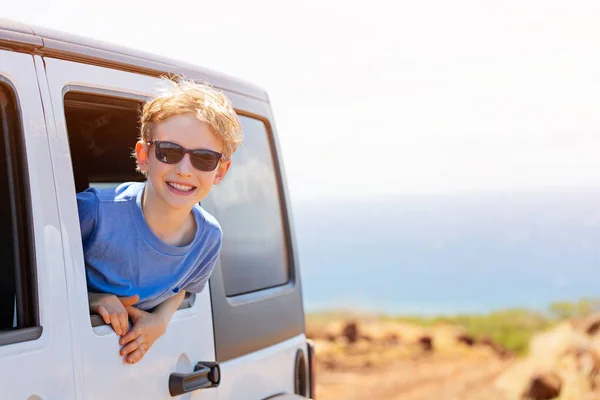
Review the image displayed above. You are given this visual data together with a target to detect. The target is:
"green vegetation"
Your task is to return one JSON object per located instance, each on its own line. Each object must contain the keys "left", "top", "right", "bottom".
{"left": 397, "top": 309, "right": 552, "bottom": 355}
{"left": 399, "top": 298, "right": 600, "bottom": 355}
{"left": 548, "top": 297, "right": 600, "bottom": 320}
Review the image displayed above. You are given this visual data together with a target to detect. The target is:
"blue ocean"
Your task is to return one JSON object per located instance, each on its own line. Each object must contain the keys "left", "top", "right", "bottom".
{"left": 292, "top": 186, "right": 600, "bottom": 315}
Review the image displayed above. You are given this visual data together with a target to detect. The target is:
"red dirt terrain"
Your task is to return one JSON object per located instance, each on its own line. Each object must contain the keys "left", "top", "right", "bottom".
{"left": 308, "top": 315, "right": 600, "bottom": 400}
{"left": 317, "top": 353, "right": 511, "bottom": 400}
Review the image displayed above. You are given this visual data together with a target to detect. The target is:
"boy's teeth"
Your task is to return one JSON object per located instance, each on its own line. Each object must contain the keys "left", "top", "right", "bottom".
{"left": 168, "top": 182, "right": 194, "bottom": 191}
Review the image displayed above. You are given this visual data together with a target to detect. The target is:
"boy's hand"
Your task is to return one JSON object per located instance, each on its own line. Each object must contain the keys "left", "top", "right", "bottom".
{"left": 88, "top": 292, "right": 139, "bottom": 336}
{"left": 119, "top": 306, "right": 168, "bottom": 364}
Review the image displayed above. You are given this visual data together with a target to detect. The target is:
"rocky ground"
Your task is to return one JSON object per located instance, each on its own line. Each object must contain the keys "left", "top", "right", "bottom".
{"left": 307, "top": 314, "right": 600, "bottom": 400}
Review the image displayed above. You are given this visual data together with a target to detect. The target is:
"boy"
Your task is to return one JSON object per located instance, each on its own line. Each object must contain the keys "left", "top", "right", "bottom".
{"left": 77, "top": 77, "right": 242, "bottom": 364}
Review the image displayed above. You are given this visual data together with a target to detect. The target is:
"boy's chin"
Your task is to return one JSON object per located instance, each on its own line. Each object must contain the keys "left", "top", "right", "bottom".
{"left": 164, "top": 197, "right": 198, "bottom": 210}
{"left": 154, "top": 191, "right": 197, "bottom": 210}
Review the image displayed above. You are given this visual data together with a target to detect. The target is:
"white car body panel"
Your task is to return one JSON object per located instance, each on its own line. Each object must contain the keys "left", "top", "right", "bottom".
{"left": 0, "top": 51, "right": 76, "bottom": 399}
{"left": 217, "top": 334, "right": 307, "bottom": 400}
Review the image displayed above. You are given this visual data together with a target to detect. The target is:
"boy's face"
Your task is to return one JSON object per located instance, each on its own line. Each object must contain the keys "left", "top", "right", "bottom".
{"left": 136, "top": 113, "right": 231, "bottom": 212}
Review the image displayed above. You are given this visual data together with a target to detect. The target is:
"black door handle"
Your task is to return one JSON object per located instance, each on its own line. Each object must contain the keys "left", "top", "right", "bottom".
{"left": 169, "top": 361, "right": 220, "bottom": 397}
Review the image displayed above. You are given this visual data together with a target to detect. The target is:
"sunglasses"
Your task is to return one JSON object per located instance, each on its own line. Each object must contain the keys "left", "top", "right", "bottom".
{"left": 146, "top": 140, "right": 223, "bottom": 172}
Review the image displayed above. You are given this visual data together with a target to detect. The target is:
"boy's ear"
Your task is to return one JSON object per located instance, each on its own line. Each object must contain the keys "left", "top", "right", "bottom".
{"left": 135, "top": 141, "right": 150, "bottom": 173}
{"left": 213, "top": 159, "right": 232, "bottom": 185}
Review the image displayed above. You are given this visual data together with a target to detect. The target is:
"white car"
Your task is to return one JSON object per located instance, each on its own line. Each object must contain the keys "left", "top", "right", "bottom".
{"left": 0, "top": 18, "right": 314, "bottom": 400}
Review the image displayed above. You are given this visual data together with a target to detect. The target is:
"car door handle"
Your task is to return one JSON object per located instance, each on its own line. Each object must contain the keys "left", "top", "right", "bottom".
{"left": 169, "top": 361, "right": 220, "bottom": 397}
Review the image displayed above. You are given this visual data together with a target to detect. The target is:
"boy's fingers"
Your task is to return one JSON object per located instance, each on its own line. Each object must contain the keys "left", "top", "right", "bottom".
{"left": 118, "top": 312, "right": 128, "bottom": 336}
{"left": 119, "top": 329, "right": 142, "bottom": 346}
{"left": 120, "top": 335, "right": 144, "bottom": 356}
{"left": 126, "top": 346, "right": 146, "bottom": 364}
{"left": 109, "top": 313, "right": 122, "bottom": 336}
{"left": 97, "top": 306, "right": 111, "bottom": 325}
{"left": 119, "top": 295, "right": 139, "bottom": 307}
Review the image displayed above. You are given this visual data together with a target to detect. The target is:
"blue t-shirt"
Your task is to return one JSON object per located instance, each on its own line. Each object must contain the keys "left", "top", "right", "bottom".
{"left": 76, "top": 182, "right": 222, "bottom": 310}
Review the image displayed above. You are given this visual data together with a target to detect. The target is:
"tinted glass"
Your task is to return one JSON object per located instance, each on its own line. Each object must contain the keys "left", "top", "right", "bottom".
{"left": 0, "top": 84, "right": 36, "bottom": 333}
{"left": 209, "top": 116, "right": 290, "bottom": 296}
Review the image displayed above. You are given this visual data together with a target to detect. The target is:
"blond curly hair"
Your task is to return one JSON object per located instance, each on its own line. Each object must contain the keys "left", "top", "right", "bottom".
{"left": 136, "top": 76, "right": 242, "bottom": 165}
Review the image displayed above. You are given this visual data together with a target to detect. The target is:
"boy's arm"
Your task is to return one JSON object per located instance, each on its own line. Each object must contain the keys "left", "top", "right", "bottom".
{"left": 152, "top": 290, "right": 186, "bottom": 323}
{"left": 119, "top": 290, "right": 186, "bottom": 364}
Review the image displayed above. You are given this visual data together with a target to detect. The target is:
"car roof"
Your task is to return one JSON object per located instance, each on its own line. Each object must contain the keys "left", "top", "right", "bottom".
{"left": 0, "top": 19, "right": 268, "bottom": 101}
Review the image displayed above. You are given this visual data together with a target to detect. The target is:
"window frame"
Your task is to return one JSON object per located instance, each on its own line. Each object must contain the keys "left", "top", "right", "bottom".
{"left": 60, "top": 87, "right": 199, "bottom": 329}
{"left": 0, "top": 80, "right": 42, "bottom": 346}
{"left": 204, "top": 97, "right": 305, "bottom": 362}
{"left": 213, "top": 112, "right": 294, "bottom": 297}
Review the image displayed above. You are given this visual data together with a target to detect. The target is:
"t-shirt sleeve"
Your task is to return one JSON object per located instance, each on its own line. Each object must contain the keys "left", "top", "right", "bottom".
{"left": 184, "top": 228, "right": 223, "bottom": 294}
{"left": 76, "top": 190, "right": 99, "bottom": 246}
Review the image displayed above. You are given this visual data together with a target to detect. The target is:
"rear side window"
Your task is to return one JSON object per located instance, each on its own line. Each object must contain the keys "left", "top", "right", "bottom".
{"left": 209, "top": 116, "right": 290, "bottom": 296}
{"left": 0, "top": 83, "right": 39, "bottom": 344}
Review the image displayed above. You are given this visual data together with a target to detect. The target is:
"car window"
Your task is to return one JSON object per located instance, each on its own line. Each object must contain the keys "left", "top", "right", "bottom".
{"left": 63, "top": 91, "right": 196, "bottom": 322}
{"left": 0, "top": 83, "right": 39, "bottom": 344}
{"left": 209, "top": 115, "right": 291, "bottom": 296}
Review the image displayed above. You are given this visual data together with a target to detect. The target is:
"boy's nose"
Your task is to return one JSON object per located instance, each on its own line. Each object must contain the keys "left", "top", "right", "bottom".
{"left": 175, "top": 154, "right": 194, "bottom": 177}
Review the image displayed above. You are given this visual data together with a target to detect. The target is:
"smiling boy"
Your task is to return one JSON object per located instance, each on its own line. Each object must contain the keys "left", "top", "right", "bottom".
{"left": 77, "top": 77, "right": 242, "bottom": 364}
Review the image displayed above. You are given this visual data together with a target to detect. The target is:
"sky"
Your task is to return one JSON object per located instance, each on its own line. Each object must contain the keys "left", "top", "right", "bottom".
{"left": 5, "top": 0, "right": 600, "bottom": 201}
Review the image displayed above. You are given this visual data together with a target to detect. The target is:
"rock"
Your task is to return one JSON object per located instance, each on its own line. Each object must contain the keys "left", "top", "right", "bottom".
{"left": 560, "top": 345, "right": 600, "bottom": 390}
{"left": 457, "top": 334, "right": 475, "bottom": 346}
{"left": 583, "top": 314, "right": 600, "bottom": 336}
{"left": 418, "top": 335, "right": 433, "bottom": 352}
{"left": 480, "top": 336, "right": 512, "bottom": 359}
{"left": 521, "top": 371, "right": 562, "bottom": 400}
{"left": 341, "top": 321, "right": 360, "bottom": 344}
{"left": 577, "top": 348, "right": 600, "bottom": 390}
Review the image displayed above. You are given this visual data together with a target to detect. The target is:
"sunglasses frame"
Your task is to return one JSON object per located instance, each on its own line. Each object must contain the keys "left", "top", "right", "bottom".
{"left": 146, "top": 140, "right": 224, "bottom": 172}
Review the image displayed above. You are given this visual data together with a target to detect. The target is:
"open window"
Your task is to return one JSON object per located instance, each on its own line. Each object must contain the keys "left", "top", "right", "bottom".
{"left": 0, "top": 83, "right": 40, "bottom": 345}
{"left": 63, "top": 91, "right": 195, "bottom": 327}
{"left": 64, "top": 91, "right": 144, "bottom": 192}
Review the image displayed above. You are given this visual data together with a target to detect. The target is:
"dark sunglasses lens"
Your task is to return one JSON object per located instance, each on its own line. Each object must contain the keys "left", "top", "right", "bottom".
{"left": 191, "top": 151, "right": 220, "bottom": 171}
{"left": 156, "top": 142, "right": 184, "bottom": 164}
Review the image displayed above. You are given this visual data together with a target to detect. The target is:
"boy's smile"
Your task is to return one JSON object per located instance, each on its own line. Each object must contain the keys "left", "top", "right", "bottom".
{"left": 165, "top": 181, "right": 197, "bottom": 195}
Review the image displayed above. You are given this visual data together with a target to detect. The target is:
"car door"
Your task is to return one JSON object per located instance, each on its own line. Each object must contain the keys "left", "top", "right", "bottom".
{"left": 0, "top": 50, "right": 77, "bottom": 398}
{"left": 201, "top": 92, "right": 310, "bottom": 399}
{"left": 41, "top": 57, "right": 218, "bottom": 400}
